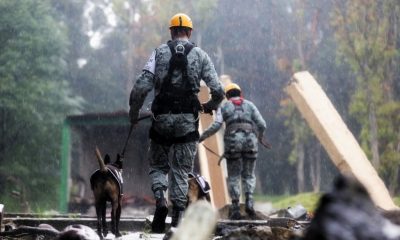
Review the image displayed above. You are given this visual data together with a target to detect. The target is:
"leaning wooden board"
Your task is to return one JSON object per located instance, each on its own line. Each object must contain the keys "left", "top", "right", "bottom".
{"left": 285, "top": 71, "right": 397, "bottom": 210}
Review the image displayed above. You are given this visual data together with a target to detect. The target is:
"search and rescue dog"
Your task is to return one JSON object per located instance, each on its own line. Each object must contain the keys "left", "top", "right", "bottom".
{"left": 187, "top": 172, "right": 211, "bottom": 206}
{"left": 90, "top": 147, "right": 123, "bottom": 239}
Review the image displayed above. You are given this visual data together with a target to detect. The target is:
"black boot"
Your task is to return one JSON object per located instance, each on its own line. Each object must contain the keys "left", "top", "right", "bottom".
{"left": 171, "top": 206, "right": 184, "bottom": 228}
{"left": 229, "top": 199, "right": 241, "bottom": 220}
{"left": 245, "top": 192, "right": 256, "bottom": 218}
{"left": 151, "top": 189, "right": 168, "bottom": 233}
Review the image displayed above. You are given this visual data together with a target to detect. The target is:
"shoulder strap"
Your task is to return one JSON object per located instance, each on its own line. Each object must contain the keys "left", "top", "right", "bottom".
{"left": 163, "top": 41, "right": 195, "bottom": 89}
{"left": 184, "top": 42, "right": 195, "bottom": 55}
{"left": 167, "top": 40, "right": 195, "bottom": 56}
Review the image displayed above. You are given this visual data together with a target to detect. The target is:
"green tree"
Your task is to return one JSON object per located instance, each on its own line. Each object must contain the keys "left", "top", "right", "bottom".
{"left": 0, "top": 0, "right": 82, "bottom": 211}
{"left": 275, "top": 0, "right": 345, "bottom": 193}
{"left": 52, "top": 0, "right": 128, "bottom": 112}
{"left": 332, "top": 0, "right": 400, "bottom": 192}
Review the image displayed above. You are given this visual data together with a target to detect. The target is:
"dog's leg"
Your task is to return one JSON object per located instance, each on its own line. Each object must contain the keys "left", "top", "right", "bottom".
{"left": 205, "top": 193, "right": 211, "bottom": 202}
{"left": 110, "top": 196, "right": 122, "bottom": 237}
{"left": 110, "top": 203, "right": 115, "bottom": 235}
{"left": 115, "top": 198, "right": 122, "bottom": 237}
{"left": 101, "top": 203, "right": 107, "bottom": 237}
{"left": 110, "top": 200, "right": 119, "bottom": 236}
{"left": 95, "top": 202, "right": 103, "bottom": 239}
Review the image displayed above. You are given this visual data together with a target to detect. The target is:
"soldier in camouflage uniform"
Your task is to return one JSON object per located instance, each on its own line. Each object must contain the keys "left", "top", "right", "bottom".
{"left": 129, "top": 13, "right": 224, "bottom": 233}
{"left": 199, "top": 83, "right": 266, "bottom": 219}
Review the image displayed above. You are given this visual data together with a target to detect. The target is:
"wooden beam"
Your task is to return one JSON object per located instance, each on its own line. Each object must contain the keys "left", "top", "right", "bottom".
{"left": 198, "top": 84, "right": 229, "bottom": 209}
{"left": 285, "top": 71, "right": 397, "bottom": 210}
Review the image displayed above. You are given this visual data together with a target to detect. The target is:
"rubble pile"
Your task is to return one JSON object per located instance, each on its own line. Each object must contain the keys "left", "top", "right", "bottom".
{"left": 3, "top": 175, "right": 400, "bottom": 240}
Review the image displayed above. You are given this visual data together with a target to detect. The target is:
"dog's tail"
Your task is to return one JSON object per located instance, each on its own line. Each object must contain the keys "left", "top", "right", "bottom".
{"left": 95, "top": 146, "right": 107, "bottom": 172}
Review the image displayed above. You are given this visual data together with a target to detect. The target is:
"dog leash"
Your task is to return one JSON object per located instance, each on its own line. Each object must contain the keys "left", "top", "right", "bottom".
{"left": 259, "top": 136, "right": 272, "bottom": 149}
{"left": 120, "top": 113, "right": 152, "bottom": 157}
{"left": 121, "top": 124, "right": 134, "bottom": 158}
{"left": 201, "top": 143, "right": 225, "bottom": 166}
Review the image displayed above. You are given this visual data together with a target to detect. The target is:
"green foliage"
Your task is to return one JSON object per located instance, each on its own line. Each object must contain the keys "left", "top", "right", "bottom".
{"left": 332, "top": 0, "right": 400, "bottom": 192}
{"left": 255, "top": 192, "right": 322, "bottom": 212}
{"left": 280, "top": 101, "right": 311, "bottom": 165}
{"left": 0, "top": 0, "right": 82, "bottom": 212}
{"left": 393, "top": 196, "right": 400, "bottom": 207}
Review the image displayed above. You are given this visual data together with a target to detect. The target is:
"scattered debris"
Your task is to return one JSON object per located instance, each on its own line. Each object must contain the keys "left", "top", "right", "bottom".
{"left": 0, "top": 223, "right": 100, "bottom": 240}
{"left": 0, "top": 203, "right": 3, "bottom": 232}
{"left": 218, "top": 203, "right": 269, "bottom": 220}
{"left": 271, "top": 204, "right": 311, "bottom": 221}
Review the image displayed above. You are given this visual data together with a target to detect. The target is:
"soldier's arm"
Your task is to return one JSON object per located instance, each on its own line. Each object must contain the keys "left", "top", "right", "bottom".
{"left": 200, "top": 51, "right": 224, "bottom": 111}
{"left": 250, "top": 102, "right": 267, "bottom": 136}
{"left": 199, "top": 108, "right": 223, "bottom": 142}
{"left": 129, "top": 51, "right": 156, "bottom": 123}
{"left": 129, "top": 71, "right": 154, "bottom": 123}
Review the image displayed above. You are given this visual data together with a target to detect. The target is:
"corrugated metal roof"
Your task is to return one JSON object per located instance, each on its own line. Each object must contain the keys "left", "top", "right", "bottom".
{"left": 65, "top": 110, "right": 151, "bottom": 126}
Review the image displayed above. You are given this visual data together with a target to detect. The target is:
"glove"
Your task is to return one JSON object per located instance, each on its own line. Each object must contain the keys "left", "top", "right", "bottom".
{"left": 129, "top": 108, "right": 139, "bottom": 125}
{"left": 201, "top": 103, "right": 213, "bottom": 115}
{"left": 198, "top": 135, "right": 206, "bottom": 143}
{"left": 258, "top": 133, "right": 264, "bottom": 142}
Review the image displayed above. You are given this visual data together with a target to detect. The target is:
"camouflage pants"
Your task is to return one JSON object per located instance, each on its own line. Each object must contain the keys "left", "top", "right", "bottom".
{"left": 148, "top": 140, "right": 197, "bottom": 209}
{"left": 226, "top": 155, "right": 257, "bottom": 201}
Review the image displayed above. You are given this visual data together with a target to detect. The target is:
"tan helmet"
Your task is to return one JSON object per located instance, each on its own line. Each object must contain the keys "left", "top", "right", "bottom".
{"left": 224, "top": 83, "right": 241, "bottom": 94}
{"left": 170, "top": 13, "right": 193, "bottom": 29}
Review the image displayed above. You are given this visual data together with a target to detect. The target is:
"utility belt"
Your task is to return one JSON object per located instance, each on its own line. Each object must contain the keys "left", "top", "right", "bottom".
{"left": 225, "top": 122, "right": 254, "bottom": 134}
{"left": 150, "top": 90, "right": 201, "bottom": 145}
{"left": 151, "top": 92, "right": 202, "bottom": 116}
{"left": 149, "top": 127, "right": 199, "bottom": 146}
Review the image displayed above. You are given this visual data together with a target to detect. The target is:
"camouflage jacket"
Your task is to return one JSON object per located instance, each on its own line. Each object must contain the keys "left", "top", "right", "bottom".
{"left": 129, "top": 38, "right": 224, "bottom": 138}
{"left": 200, "top": 97, "right": 267, "bottom": 143}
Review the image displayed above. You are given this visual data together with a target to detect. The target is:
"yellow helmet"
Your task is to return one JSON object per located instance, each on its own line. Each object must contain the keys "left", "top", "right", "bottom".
{"left": 224, "top": 83, "right": 241, "bottom": 94}
{"left": 170, "top": 13, "right": 193, "bottom": 29}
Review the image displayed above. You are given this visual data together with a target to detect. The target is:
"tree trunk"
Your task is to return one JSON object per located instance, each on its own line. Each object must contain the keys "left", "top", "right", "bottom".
{"left": 368, "top": 104, "right": 380, "bottom": 169}
{"left": 309, "top": 142, "right": 321, "bottom": 192}
{"left": 388, "top": 167, "right": 399, "bottom": 195}
{"left": 217, "top": 44, "right": 225, "bottom": 75}
{"left": 195, "top": 30, "right": 202, "bottom": 48}
{"left": 297, "top": 143, "right": 305, "bottom": 193}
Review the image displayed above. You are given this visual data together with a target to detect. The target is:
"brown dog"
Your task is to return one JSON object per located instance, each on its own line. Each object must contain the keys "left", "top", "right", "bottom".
{"left": 90, "top": 147, "right": 123, "bottom": 239}
{"left": 187, "top": 172, "right": 211, "bottom": 206}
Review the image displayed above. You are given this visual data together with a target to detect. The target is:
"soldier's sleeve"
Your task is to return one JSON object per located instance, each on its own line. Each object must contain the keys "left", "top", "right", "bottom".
{"left": 250, "top": 102, "right": 267, "bottom": 135}
{"left": 200, "top": 51, "right": 224, "bottom": 110}
{"left": 128, "top": 51, "right": 156, "bottom": 123}
{"left": 199, "top": 108, "right": 223, "bottom": 142}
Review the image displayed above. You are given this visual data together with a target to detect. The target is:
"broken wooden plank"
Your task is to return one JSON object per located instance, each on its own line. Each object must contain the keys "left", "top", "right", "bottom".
{"left": 171, "top": 200, "right": 218, "bottom": 240}
{"left": 285, "top": 71, "right": 397, "bottom": 210}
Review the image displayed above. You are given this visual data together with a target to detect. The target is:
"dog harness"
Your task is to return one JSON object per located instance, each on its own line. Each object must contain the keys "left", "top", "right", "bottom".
{"left": 107, "top": 165, "right": 123, "bottom": 195}
{"left": 188, "top": 172, "right": 210, "bottom": 194}
{"left": 90, "top": 165, "right": 123, "bottom": 195}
